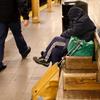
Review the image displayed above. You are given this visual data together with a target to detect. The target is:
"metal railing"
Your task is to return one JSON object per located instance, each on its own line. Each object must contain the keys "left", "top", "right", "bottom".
{"left": 95, "top": 30, "right": 100, "bottom": 82}
{"left": 95, "top": 29, "right": 100, "bottom": 46}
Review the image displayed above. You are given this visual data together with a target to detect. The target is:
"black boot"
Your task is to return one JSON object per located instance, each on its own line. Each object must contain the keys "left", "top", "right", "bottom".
{"left": 0, "top": 63, "right": 7, "bottom": 71}
{"left": 22, "top": 46, "right": 31, "bottom": 59}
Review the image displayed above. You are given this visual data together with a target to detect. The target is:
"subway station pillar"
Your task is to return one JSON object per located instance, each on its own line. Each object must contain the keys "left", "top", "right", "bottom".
{"left": 32, "top": 0, "right": 40, "bottom": 23}
{"left": 47, "top": 0, "right": 52, "bottom": 12}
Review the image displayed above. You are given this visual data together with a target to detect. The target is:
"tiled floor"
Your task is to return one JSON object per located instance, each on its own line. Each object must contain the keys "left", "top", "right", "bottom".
{"left": 0, "top": 5, "right": 62, "bottom": 100}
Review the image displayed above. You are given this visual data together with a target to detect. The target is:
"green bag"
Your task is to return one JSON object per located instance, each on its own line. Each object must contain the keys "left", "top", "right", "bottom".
{"left": 67, "top": 36, "right": 95, "bottom": 56}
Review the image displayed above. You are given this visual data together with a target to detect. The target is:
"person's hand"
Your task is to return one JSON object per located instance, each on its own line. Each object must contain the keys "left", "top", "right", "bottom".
{"left": 23, "top": 20, "right": 29, "bottom": 27}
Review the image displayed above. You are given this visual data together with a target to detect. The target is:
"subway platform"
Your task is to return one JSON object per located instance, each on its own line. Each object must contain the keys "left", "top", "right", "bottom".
{"left": 0, "top": 0, "right": 100, "bottom": 99}
{"left": 0, "top": 5, "right": 62, "bottom": 100}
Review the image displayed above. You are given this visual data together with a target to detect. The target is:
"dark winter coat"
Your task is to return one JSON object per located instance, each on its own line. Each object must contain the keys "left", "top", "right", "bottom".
{"left": 61, "top": 6, "right": 96, "bottom": 41}
{"left": 0, "top": 0, "right": 29, "bottom": 22}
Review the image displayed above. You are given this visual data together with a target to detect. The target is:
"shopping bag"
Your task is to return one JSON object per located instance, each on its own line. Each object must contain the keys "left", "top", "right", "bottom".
{"left": 31, "top": 63, "right": 60, "bottom": 100}
{"left": 67, "top": 36, "right": 95, "bottom": 56}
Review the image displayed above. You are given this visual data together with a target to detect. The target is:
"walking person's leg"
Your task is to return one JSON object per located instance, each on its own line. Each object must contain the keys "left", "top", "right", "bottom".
{"left": 9, "top": 21, "right": 31, "bottom": 59}
{"left": 0, "top": 23, "right": 8, "bottom": 71}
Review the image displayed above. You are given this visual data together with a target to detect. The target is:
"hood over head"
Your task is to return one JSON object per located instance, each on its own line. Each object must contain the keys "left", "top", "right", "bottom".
{"left": 68, "top": 6, "right": 85, "bottom": 21}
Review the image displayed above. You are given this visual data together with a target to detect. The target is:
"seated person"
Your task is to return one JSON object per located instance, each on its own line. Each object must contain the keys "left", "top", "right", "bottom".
{"left": 33, "top": 6, "right": 96, "bottom": 67}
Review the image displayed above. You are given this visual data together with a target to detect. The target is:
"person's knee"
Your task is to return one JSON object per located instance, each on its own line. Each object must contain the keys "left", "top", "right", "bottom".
{"left": 53, "top": 36, "right": 60, "bottom": 42}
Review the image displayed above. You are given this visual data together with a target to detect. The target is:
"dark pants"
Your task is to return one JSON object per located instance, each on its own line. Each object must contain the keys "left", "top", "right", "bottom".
{"left": 43, "top": 36, "right": 69, "bottom": 64}
{"left": 0, "top": 21, "right": 28, "bottom": 64}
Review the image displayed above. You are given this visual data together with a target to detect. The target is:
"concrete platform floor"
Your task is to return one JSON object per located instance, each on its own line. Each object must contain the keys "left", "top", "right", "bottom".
{"left": 0, "top": 5, "right": 62, "bottom": 100}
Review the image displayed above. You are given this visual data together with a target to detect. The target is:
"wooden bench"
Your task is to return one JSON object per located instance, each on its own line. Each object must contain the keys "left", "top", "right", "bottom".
{"left": 56, "top": 31, "right": 100, "bottom": 99}
{"left": 63, "top": 56, "right": 98, "bottom": 91}
{"left": 65, "top": 56, "right": 97, "bottom": 70}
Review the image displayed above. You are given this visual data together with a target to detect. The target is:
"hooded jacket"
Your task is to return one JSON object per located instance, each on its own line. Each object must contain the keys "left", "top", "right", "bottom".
{"left": 0, "top": 0, "right": 29, "bottom": 22}
{"left": 61, "top": 6, "right": 96, "bottom": 41}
